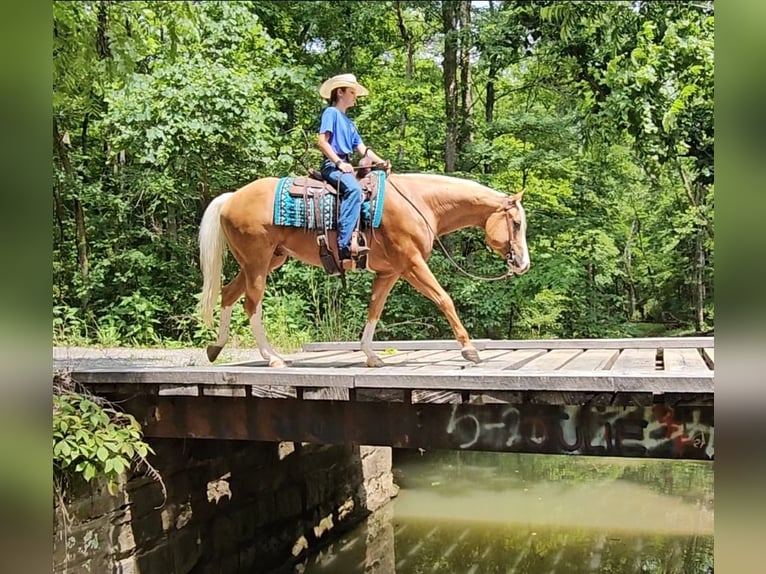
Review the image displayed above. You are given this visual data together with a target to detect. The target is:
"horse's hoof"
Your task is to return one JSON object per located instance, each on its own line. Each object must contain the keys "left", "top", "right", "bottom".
{"left": 207, "top": 345, "right": 223, "bottom": 362}
{"left": 461, "top": 347, "right": 481, "bottom": 364}
{"left": 366, "top": 355, "right": 385, "bottom": 368}
{"left": 269, "top": 357, "right": 287, "bottom": 368}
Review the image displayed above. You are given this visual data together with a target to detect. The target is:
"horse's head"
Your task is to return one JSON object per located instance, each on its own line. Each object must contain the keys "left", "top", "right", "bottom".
{"left": 485, "top": 190, "right": 530, "bottom": 275}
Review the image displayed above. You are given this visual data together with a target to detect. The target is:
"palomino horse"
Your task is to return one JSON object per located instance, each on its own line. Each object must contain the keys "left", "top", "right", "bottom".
{"left": 199, "top": 173, "right": 529, "bottom": 367}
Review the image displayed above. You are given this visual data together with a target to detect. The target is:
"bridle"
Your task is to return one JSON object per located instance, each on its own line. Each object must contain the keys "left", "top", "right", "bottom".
{"left": 502, "top": 196, "right": 520, "bottom": 270}
{"left": 389, "top": 178, "right": 523, "bottom": 282}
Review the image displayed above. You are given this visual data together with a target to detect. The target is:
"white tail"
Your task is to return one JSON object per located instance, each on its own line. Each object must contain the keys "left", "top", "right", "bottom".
{"left": 199, "top": 193, "right": 234, "bottom": 326}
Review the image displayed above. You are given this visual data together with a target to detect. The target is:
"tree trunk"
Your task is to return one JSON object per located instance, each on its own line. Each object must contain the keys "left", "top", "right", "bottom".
{"left": 484, "top": 54, "right": 498, "bottom": 174}
{"left": 97, "top": 1, "right": 110, "bottom": 59}
{"left": 624, "top": 220, "right": 638, "bottom": 319}
{"left": 442, "top": 0, "right": 459, "bottom": 172}
{"left": 52, "top": 118, "right": 70, "bottom": 244}
{"left": 74, "top": 113, "right": 91, "bottom": 304}
{"left": 485, "top": 0, "right": 497, "bottom": 124}
{"left": 694, "top": 228, "right": 705, "bottom": 332}
{"left": 74, "top": 198, "right": 90, "bottom": 297}
{"left": 485, "top": 59, "right": 496, "bottom": 124}
{"left": 457, "top": 0, "right": 473, "bottom": 166}
{"left": 396, "top": 0, "right": 414, "bottom": 164}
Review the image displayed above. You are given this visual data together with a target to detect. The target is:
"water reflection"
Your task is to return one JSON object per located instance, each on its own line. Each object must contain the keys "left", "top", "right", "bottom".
{"left": 298, "top": 451, "right": 713, "bottom": 574}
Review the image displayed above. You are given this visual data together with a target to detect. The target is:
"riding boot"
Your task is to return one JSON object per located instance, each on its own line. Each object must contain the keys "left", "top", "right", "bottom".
{"left": 340, "top": 245, "right": 369, "bottom": 262}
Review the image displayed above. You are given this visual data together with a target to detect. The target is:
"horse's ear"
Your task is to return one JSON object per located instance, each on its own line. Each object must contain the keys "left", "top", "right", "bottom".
{"left": 510, "top": 188, "right": 526, "bottom": 202}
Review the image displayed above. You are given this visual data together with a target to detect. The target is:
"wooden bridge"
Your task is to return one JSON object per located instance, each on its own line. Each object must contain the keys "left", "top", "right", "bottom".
{"left": 56, "top": 337, "right": 714, "bottom": 460}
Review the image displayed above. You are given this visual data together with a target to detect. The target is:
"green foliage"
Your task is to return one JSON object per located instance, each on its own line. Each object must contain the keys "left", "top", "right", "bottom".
{"left": 53, "top": 385, "right": 155, "bottom": 494}
{"left": 262, "top": 292, "right": 314, "bottom": 352}
{"left": 53, "top": 305, "right": 88, "bottom": 346}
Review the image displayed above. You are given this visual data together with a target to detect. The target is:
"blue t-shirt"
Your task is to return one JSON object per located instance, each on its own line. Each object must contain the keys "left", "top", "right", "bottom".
{"left": 318, "top": 106, "right": 362, "bottom": 156}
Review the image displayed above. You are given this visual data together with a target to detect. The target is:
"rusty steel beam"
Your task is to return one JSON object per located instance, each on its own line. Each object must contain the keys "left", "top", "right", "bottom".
{"left": 117, "top": 395, "right": 714, "bottom": 461}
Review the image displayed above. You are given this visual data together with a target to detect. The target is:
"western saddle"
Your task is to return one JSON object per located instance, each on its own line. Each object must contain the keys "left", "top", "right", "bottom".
{"left": 285, "top": 156, "right": 382, "bottom": 277}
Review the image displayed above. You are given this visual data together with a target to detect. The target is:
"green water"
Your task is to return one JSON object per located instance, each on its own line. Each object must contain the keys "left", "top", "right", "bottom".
{"left": 299, "top": 451, "right": 714, "bottom": 573}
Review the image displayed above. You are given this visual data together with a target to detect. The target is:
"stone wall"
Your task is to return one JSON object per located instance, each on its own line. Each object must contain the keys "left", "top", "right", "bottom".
{"left": 53, "top": 439, "right": 397, "bottom": 573}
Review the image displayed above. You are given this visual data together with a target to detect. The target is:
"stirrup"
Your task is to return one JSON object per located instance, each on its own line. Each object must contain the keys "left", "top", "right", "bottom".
{"left": 350, "top": 230, "right": 369, "bottom": 258}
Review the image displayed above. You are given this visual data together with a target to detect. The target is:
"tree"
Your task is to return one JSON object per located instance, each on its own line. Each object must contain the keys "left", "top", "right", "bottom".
{"left": 442, "top": 0, "right": 459, "bottom": 172}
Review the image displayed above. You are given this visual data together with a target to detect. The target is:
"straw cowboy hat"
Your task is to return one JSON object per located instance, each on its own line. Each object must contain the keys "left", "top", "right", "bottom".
{"left": 319, "top": 73, "right": 369, "bottom": 99}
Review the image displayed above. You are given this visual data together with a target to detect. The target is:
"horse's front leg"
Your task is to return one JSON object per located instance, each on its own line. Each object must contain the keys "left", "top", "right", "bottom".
{"left": 361, "top": 273, "right": 400, "bottom": 367}
{"left": 403, "top": 259, "right": 481, "bottom": 364}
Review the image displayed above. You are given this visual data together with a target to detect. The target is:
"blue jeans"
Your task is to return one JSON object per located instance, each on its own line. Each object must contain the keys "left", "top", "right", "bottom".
{"left": 320, "top": 158, "right": 363, "bottom": 251}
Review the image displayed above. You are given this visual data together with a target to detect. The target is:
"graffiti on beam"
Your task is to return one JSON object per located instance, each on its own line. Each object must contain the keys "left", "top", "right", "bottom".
{"left": 445, "top": 404, "right": 714, "bottom": 459}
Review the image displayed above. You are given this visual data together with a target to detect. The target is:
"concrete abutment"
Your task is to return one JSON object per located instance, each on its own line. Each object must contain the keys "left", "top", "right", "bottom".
{"left": 53, "top": 439, "right": 398, "bottom": 573}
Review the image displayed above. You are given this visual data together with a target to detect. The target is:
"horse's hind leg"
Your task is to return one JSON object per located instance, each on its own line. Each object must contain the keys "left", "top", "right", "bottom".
{"left": 207, "top": 271, "right": 246, "bottom": 362}
{"left": 403, "top": 258, "right": 481, "bottom": 364}
{"left": 246, "top": 299, "right": 285, "bottom": 367}
{"left": 361, "top": 273, "right": 400, "bottom": 367}
{"left": 244, "top": 251, "right": 288, "bottom": 368}
{"left": 207, "top": 250, "right": 287, "bottom": 363}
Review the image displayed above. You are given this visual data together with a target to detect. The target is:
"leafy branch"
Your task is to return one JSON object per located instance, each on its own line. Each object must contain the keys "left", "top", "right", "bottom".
{"left": 52, "top": 369, "right": 165, "bottom": 501}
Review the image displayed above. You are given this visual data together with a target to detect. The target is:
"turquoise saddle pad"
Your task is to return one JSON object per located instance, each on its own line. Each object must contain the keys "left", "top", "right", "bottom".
{"left": 273, "top": 171, "right": 386, "bottom": 229}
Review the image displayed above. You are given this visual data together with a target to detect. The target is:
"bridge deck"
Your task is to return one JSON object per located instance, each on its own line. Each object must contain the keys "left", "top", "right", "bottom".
{"left": 57, "top": 337, "right": 714, "bottom": 400}
{"left": 56, "top": 338, "right": 715, "bottom": 459}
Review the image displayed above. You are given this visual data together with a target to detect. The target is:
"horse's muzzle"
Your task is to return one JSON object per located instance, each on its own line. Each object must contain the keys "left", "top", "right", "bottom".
{"left": 506, "top": 252, "right": 518, "bottom": 275}
{"left": 506, "top": 252, "right": 529, "bottom": 275}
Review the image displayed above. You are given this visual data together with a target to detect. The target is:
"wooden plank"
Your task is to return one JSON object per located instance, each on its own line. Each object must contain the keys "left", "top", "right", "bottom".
{"left": 515, "top": 349, "right": 583, "bottom": 371}
{"left": 482, "top": 337, "right": 713, "bottom": 350}
{"left": 293, "top": 349, "right": 367, "bottom": 366}
{"left": 468, "top": 391, "right": 523, "bottom": 404}
{"left": 285, "top": 349, "right": 363, "bottom": 364}
{"left": 159, "top": 384, "right": 198, "bottom": 397}
{"left": 411, "top": 390, "right": 462, "bottom": 404}
{"left": 469, "top": 391, "right": 648, "bottom": 407}
{"left": 663, "top": 348, "right": 710, "bottom": 372}
{"left": 354, "top": 370, "right": 713, "bottom": 393}
{"left": 410, "top": 349, "right": 463, "bottom": 366}
{"left": 220, "top": 349, "right": 351, "bottom": 367}
{"left": 482, "top": 349, "right": 548, "bottom": 370}
{"left": 610, "top": 348, "right": 657, "bottom": 372}
{"left": 301, "top": 337, "right": 713, "bottom": 352}
{"left": 355, "top": 388, "right": 407, "bottom": 402}
{"left": 701, "top": 348, "right": 714, "bottom": 369}
{"left": 377, "top": 349, "right": 454, "bottom": 367}
{"left": 250, "top": 385, "right": 298, "bottom": 399}
{"left": 411, "top": 349, "right": 509, "bottom": 371}
{"left": 219, "top": 360, "right": 270, "bottom": 368}
{"left": 302, "top": 339, "right": 492, "bottom": 352}
{"left": 303, "top": 387, "right": 350, "bottom": 401}
{"left": 71, "top": 367, "right": 358, "bottom": 388}
{"left": 559, "top": 349, "right": 619, "bottom": 371}
{"left": 202, "top": 385, "right": 247, "bottom": 397}
{"left": 74, "top": 363, "right": 714, "bottom": 394}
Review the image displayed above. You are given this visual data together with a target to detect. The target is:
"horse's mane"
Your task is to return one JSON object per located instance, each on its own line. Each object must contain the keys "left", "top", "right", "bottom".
{"left": 395, "top": 173, "right": 505, "bottom": 197}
